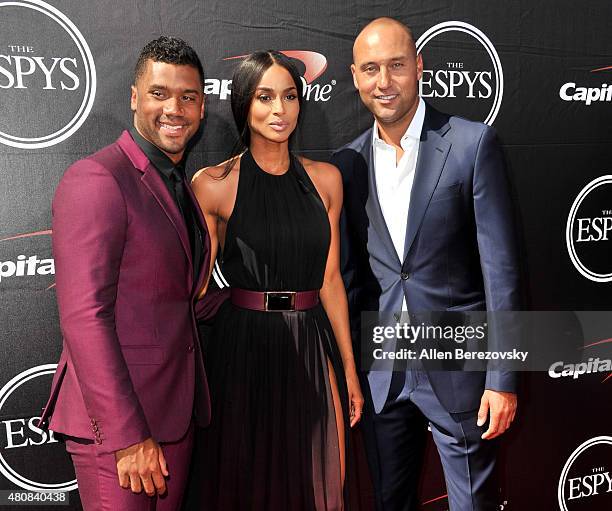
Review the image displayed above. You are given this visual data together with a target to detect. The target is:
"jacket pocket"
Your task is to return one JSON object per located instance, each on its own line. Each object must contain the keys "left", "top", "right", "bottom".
{"left": 120, "top": 345, "right": 164, "bottom": 365}
{"left": 431, "top": 182, "right": 462, "bottom": 202}
{"left": 446, "top": 299, "right": 486, "bottom": 311}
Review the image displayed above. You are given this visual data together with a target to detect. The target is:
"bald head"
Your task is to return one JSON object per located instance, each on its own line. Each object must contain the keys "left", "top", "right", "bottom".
{"left": 350, "top": 16, "right": 423, "bottom": 129}
{"left": 353, "top": 17, "right": 416, "bottom": 63}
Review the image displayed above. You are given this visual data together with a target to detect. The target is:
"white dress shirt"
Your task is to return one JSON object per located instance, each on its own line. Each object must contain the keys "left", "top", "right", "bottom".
{"left": 372, "top": 97, "right": 425, "bottom": 311}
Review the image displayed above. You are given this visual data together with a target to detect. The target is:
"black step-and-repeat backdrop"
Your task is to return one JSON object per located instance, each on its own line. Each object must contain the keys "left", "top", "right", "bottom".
{"left": 1, "top": 1, "right": 611, "bottom": 510}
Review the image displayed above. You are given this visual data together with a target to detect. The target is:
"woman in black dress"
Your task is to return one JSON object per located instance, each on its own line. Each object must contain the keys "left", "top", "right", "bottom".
{"left": 192, "top": 51, "right": 363, "bottom": 510}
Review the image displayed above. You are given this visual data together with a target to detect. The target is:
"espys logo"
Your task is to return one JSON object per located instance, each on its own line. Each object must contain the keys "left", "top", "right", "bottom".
{"left": 204, "top": 50, "right": 336, "bottom": 102}
{"left": 0, "top": 230, "right": 55, "bottom": 288}
{"left": 559, "top": 65, "right": 612, "bottom": 106}
{"left": 0, "top": 364, "right": 77, "bottom": 492}
{"left": 566, "top": 176, "right": 612, "bottom": 282}
{"left": 416, "top": 21, "right": 503, "bottom": 125}
{"left": 558, "top": 436, "right": 612, "bottom": 510}
{"left": 0, "top": 0, "right": 96, "bottom": 149}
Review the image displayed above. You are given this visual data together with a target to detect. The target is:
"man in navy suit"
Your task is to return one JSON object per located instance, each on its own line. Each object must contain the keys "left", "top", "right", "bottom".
{"left": 332, "top": 18, "right": 520, "bottom": 510}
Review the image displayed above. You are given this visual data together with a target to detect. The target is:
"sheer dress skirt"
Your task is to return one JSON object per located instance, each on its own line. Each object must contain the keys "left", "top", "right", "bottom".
{"left": 199, "top": 302, "right": 348, "bottom": 510}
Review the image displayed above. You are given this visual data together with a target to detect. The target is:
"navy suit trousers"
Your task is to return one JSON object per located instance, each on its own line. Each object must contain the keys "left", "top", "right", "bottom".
{"left": 360, "top": 370, "right": 499, "bottom": 511}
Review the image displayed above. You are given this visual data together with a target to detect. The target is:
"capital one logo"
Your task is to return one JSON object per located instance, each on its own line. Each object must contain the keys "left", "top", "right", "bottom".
{"left": 566, "top": 176, "right": 612, "bottom": 282}
{"left": 205, "top": 50, "right": 336, "bottom": 102}
{"left": 416, "top": 21, "right": 503, "bottom": 125}
{"left": 0, "top": 230, "right": 55, "bottom": 288}
{"left": 0, "top": 0, "right": 96, "bottom": 149}
{"left": 558, "top": 436, "right": 612, "bottom": 510}
{"left": 559, "top": 65, "right": 612, "bottom": 106}
{"left": 0, "top": 364, "right": 77, "bottom": 492}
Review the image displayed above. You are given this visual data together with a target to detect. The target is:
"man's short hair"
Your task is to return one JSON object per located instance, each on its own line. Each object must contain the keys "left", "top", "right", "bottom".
{"left": 134, "top": 36, "right": 205, "bottom": 89}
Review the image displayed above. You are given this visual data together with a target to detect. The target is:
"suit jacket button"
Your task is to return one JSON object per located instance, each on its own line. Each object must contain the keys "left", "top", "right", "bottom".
{"left": 188, "top": 345, "right": 194, "bottom": 352}
{"left": 400, "top": 272, "right": 410, "bottom": 280}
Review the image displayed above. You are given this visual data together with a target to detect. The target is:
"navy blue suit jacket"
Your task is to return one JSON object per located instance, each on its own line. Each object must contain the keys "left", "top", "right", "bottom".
{"left": 332, "top": 103, "right": 521, "bottom": 414}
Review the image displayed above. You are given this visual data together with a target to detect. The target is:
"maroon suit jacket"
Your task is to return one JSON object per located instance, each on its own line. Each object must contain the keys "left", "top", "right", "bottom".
{"left": 39, "top": 131, "right": 225, "bottom": 454}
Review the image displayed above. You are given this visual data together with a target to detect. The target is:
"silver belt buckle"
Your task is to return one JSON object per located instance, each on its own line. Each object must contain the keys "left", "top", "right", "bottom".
{"left": 264, "top": 291, "right": 296, "bottom": 311}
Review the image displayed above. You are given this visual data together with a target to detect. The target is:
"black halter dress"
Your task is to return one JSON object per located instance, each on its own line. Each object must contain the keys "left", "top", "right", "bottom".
{"left": 198, "top": 150, "right": 349, "bottom": 510}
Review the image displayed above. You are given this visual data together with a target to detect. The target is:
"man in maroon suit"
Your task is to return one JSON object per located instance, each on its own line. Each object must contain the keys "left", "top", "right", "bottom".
{"left": 39, "top": 37, "right": 219, "bottom": 510}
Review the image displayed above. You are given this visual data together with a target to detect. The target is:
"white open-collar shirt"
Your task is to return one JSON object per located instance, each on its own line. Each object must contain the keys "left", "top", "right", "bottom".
{"left": 372, "top": 97, "right": 425, "bottom": 311}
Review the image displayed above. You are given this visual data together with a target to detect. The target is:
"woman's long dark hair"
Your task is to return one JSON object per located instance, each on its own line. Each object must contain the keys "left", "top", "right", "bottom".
{"left": 221, "top": 50, "right": 303, "bottom": 178}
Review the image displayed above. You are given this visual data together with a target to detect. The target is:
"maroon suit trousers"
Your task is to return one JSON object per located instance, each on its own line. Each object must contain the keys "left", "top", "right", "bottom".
{"left": 65, "top": 424, "right": 193, "bottom": 511}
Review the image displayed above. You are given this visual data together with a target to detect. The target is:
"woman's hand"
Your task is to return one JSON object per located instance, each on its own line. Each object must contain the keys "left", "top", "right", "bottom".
{"left": 308, "top": 160, "right": 364, "bottom": 428}
{"left": 346, "top": 369, "right": 364, "bottom": 427}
